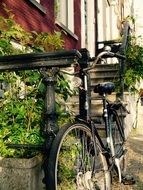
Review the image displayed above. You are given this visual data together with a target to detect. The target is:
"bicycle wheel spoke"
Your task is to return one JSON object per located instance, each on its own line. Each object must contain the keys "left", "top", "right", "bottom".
{"left": 47, "top": 122, "right": 111, "bottom": 190}
{"left": 109, "top": 112, "right": 126, "bottom": 184}
{"left": 109, "top": 114, "right": 124, "bottom": 157}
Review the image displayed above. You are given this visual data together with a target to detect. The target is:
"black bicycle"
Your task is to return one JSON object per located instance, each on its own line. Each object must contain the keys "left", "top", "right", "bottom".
{"left": 46, "top": 48, "right": 130, "bottom": 190}
{"left": 0, "top": 48, "right": 133, "bottom": 190}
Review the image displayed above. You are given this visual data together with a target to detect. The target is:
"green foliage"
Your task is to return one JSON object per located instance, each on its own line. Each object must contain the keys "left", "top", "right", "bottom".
{"left": 34, "top": 31, "right": 64, "bottom": 52}
{"left": 125, "top": 36, "right": 143, "bottom": 91}
{"left": 0, "top": 6, "right": 73, "bottom": 158}
{"left": 57, "top": 135, "right": 82, "bottom": 189}
{"left": 0, "top": 71, "right": 44, "bottom": 158}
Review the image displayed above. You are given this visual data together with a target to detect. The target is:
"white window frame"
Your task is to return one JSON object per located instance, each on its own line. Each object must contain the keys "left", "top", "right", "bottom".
{"left": 35, "top": 0, "right": 40, "bottom": 3}
{"left": 29, "top": 0, "right": 46, "bottom": 13}
{"left": 56, "top": 0, "right": 74, "bottom": 33}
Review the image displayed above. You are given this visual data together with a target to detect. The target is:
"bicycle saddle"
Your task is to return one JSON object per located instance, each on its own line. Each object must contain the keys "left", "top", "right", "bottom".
{"left": 94, "top": 82, "right": 115, "bottom": 95}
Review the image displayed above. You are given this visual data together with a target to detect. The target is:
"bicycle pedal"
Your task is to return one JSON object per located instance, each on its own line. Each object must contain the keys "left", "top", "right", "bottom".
{"left": 122, "top": 174, "right": 135, "bottom": 185}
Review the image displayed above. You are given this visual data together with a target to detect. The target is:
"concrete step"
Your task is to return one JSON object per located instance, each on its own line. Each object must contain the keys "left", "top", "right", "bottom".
{"left": 89, "top": 63, "right": 119, "bottom": 85}
{"left": 91, "top": 63, "right": 119, "bottom": 71}
{"left": 90, "top": 75, "right": 119, "bottom": 86}
{"left": 66, "top": 92, "right": 128, "bottom": 122}
{"left": 65, "top": 62, "right": 127, "bottom": 117}
{"left": 89, "top": 64, "right": 119, "bottom": 78}
{"left": 91, "top": 92, "right": 117, "bottom": 102}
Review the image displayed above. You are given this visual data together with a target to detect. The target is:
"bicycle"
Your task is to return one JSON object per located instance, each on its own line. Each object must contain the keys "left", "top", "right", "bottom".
{"left": 0, "top": 48, "right": 133, "bottom": 190}
{"left": 46, "top": 48, "right": 133, "bottom": 190}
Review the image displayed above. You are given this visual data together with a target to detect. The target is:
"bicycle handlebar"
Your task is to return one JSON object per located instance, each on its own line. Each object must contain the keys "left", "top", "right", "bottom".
{"left": 84, "top": 50, "right": 126, "bottom": 71}
{"left": 60, "top": 49, "right": 126, "bottom": 89}
{"left": 108, "top": 52, "right": 126, "bottom": 60}
{"left": 60, "top": 50, "right": 126, "bottom": 75}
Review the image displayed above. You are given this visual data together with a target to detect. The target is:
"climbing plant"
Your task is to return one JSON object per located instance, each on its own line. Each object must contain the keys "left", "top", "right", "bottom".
{"left": 0, "top": 5, "right": 74, "bottom": 158}
{"left": 124, "top": 35, "right": 143, "bottom": 92}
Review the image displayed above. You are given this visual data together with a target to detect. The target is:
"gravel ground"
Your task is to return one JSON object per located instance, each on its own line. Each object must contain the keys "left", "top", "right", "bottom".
{"left": 112, "top": 126, "right": 143, "bottom": 190}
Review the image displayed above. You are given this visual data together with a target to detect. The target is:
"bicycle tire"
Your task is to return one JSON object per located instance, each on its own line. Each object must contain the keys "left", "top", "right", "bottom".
{"left": 46, "top": 122, "right": 111, "bottom": 190}
{"left": 108, "top": 113, "right": 125, "bottom": 158}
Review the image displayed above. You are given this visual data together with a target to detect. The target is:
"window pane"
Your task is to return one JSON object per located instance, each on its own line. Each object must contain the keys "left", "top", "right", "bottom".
{"left": 56, "top": 0, "right": 74, "bottom": 32}
{"left": 67, "top": 0, "right": 74, "bottom": 31}
{"left": 60, "top": 0, "right": 67, "bottom": 25}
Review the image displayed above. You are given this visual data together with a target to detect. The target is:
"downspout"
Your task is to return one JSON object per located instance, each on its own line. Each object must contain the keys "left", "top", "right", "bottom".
{"left": 95, "top": 0, "right": 98, "bottom": 56}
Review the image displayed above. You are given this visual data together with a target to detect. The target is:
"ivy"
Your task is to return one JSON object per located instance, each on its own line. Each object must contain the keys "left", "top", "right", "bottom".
{"left": 125, "top": 36, "right": 143, "bottom": 92}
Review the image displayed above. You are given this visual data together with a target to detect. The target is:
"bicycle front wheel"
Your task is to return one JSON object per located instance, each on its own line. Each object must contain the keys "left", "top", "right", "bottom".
{"left": 47, "top": 122, "right": 111, "bottom": 190}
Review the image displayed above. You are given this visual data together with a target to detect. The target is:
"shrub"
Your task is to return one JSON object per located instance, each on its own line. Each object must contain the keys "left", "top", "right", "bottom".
{"left": 0, "top": 6, "right": 73, "bottom": 158}
{"left": 125, "top": 35, "right": 143, "bottom": 92}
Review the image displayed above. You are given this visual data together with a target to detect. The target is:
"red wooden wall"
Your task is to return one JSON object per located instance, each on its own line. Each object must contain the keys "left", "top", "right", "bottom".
{"left": 0, "top": 0, "right": 81, "bottom": 50}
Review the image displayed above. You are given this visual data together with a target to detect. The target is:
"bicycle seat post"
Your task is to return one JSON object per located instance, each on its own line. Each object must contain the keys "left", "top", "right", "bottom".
{"left": 40, "top": 68, "right": 59, "bottom": 144}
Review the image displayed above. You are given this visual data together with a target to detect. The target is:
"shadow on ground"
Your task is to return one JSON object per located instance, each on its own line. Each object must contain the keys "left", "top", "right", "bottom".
{"left": 125, "top": 130, "right": 143, "bottom": 190}
{"left": 112, "top": 128, "right": 143, "bottom": 190}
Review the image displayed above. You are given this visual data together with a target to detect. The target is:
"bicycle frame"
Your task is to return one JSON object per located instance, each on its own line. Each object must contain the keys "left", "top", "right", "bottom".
{"left": 78, "top": 48, "right": 126, "bottom": 183}
{"left": 0, "top": 48, "right": 127, "bottom": 188}
{"left": 103, "top": 95, "right": 125, "bottom": 149}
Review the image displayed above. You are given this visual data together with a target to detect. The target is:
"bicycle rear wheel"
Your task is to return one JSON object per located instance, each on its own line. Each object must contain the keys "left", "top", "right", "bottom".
{"left": 108, "top": 113, "right": 125, "bottom": 158}
{"left": 46, "top": 122, "right": 111, "bottom": 190}
{"left": 108, "top": 112, "right": 126, "bottom": 180}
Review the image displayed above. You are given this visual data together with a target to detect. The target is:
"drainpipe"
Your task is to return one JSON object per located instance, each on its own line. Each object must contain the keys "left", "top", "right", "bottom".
{"left": 95, "top": 0, "right": 98, "bottom": 56}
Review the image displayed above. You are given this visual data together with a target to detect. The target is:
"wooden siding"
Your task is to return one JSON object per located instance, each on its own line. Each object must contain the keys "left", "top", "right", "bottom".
{"left": 0, "top": 0, "right": 82, "bottom": 49}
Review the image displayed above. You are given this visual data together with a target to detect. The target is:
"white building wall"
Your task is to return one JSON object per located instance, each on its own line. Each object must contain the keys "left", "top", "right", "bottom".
{"left": 97, "top": 0, "right": 134, "bottom": 43}
{"left": 133, "top": 0, "right": 143, "bottom": 129}
{"left": 86, "top": 0, "right": 95, "bottom": 57}
{"left": 133, "top": 0, "right": 143, "bottom": 38}
{"left": 81, "top": 0, "right": 86, "bottom": 48}
{"left": 97, "top": 0, "right": 120, "bottom": 43}
{"left": 81, "top": 0, "right": 95, "bottom": 57}
{"left": 123, "top": 0, "right": 133, "bottom": 17}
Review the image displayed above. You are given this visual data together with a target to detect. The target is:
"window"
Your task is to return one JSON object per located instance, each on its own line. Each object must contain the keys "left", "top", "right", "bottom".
{"left": 29, "top": 0, "right": 46, "bottom": 14}
{"left": 56, "top": 0, "right": 74, "bottom": 33}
